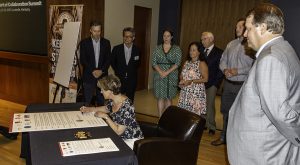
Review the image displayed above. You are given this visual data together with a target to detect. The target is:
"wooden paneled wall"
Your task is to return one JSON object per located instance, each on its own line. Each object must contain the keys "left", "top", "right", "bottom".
{"left": 180, "top": 0, "right": 268, "bottom": 60}
{"left": 0, "top": 0, "right": 104, "bottom": 105}
{"left": 0, "top": 52, "right": 48, "bottom": 104}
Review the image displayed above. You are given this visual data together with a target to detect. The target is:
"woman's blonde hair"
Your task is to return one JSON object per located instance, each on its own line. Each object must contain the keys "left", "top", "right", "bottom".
{"left": 97, "top": 75, "right": 121, "bottom": 95}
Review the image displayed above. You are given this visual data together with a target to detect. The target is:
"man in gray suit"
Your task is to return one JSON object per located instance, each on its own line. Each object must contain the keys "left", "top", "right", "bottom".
{"left": 227, "top": 3, "right": 300, "bottom": 165}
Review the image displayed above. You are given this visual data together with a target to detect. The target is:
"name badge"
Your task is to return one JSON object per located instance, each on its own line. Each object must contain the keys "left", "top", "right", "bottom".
{"left": 134, "top": 56, "right": 139, "bottom": 60}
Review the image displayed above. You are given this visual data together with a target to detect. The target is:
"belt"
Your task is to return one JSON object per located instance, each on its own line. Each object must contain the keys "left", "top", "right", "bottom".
{"left": 225, "top": 79, "right": 244, "bottom": 85}
{"left": 157, "top": 62, "right": 174, "bottom": 65}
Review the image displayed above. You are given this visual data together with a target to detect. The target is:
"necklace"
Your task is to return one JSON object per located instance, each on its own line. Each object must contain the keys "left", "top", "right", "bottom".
{"left": 112, "top": 96, "right": 125, "bottom": 112}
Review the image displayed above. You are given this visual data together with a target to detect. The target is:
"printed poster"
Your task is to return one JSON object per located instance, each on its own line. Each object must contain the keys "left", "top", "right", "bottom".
{"left": 48, "top": 5, "right": 83, "bottom": 103}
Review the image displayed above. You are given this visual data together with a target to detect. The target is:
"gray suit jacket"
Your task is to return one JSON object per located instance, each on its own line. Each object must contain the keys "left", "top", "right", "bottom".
{"left": 227, "top": 37, "right": 300, "bottom": 165}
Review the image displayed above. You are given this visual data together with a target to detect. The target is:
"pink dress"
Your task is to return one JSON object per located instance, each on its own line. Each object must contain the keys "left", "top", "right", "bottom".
{"left": 178, "top": 60, "right": 206, "bottom": 115}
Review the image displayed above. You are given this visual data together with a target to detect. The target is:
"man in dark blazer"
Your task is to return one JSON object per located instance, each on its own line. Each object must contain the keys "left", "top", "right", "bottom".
{"left": 201, "top": 32, "right": 224, "bottom": 135}
{"left": 80, "top": 21, "right": 111, "bottom": 106}
{"left": 111, "top": 27, "right": 140, "bottom": 103}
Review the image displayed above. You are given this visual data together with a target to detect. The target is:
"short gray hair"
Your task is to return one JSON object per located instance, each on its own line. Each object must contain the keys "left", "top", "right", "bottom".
{"left": 123, "top": 27, "right": 135, "bottom": 37}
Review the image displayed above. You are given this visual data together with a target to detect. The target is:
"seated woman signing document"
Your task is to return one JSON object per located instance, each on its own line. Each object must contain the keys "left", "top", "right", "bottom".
{"left": 80, "top": 75, "right": 143, "bottom": 149}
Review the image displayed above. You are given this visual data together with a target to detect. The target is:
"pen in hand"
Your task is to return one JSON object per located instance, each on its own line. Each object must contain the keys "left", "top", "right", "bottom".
{"left": 80, "top": 106, "right": 88, "bottom": 115}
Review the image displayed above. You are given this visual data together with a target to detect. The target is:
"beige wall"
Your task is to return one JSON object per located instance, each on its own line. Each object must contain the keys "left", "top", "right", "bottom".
{"left": 104, "top": 0, "right": 134, "bottom": 47}
{"left": 104, "top": 0, "right": 160, "bottom": 89}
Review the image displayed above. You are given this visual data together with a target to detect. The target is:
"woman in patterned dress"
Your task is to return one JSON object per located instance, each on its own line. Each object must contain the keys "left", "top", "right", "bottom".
{"left": 178, "top": 42, "right": 208, "bottom": 115}
{"left": 152, "top": 29, "right": 182, "bottom": 117}
{"left": 80, "top": 75, "right": 143, "bottom": 149}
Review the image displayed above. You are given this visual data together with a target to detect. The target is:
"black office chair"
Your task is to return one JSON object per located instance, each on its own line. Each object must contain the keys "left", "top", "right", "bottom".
{"left": 133, "top": 106, "right": 206, "bottom": 165}
{"left": 0, "top": 126, "right": 18, "bottom": 140}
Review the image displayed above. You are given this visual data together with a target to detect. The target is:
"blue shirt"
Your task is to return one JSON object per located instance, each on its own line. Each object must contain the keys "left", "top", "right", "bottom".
{"left": 219, "top": 37, "right": 254, "bottom": 81}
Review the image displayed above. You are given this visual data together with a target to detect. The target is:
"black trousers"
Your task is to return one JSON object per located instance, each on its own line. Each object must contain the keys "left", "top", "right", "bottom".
{"left": 120, "top": 77, "right": 137, "bottom": 103}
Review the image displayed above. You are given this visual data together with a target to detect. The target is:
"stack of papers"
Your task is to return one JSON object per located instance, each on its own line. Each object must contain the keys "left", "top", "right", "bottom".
{"left": 10, "top": 111, "right": 107, "bottom": 132}
{"left": 59, "top": 138, "right": 119, "bottom": 156}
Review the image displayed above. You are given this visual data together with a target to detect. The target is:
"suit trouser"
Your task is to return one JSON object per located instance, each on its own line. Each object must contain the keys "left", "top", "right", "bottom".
{"left": 206, "top": 86, "right": 217, "bottom": 131}
{"left": 120, "top": 77, "right": 136, "bottom": 103}
{"left": 220, "top": 80, "right": 242, "bottom": 141}
{"left": 83, "top": 82, "right": 104, "bottom": 106}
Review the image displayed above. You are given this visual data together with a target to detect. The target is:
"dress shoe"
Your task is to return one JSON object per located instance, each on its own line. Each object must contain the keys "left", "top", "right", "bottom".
{"left": 211, "top": 138, "right": 226, "bottom": 146}
{"left": 0, "top": 126, "right": 18, "bottom": 140}
{"left": 208, "top": 129, "right": 215, "bottom": 135}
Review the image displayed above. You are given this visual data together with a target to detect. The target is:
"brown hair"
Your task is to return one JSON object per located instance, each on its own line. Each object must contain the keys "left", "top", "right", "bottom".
{"left": 90, "top": 20, "right": 102, "bottom": 28}
{"left": 246, "top": 3, "right": 284, "bottom": 34}
{"left": 162, "top": 28, "right": 174, "bottom": 44}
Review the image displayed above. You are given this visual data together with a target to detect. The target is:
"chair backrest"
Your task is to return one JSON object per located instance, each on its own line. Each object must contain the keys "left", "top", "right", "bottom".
{"left": 157, "top": 106, "right": 206, "bottom": 142}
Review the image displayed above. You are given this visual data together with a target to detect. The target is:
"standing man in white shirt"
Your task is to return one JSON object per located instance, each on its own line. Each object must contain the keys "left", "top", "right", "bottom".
{"left": 201, "top": 32, "right": 223, "bottom": 135}
{"left": 111, "top": 27, "right": 140, "bottom": 104}
{"left": 80, "top": 21, "right": 111, "bottom": 106}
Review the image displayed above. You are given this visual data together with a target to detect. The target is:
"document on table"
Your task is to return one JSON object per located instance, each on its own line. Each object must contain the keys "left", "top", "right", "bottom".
{"left": 10, "top": 111, "right": 107, "bottom": 133}
{"left": 59, "top": 138, "right": 119, "bottom": 156}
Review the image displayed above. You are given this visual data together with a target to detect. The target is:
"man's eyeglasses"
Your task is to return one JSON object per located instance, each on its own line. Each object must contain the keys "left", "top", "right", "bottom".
{"left": 124, "top": 35, "right": 133, "bottom": 38}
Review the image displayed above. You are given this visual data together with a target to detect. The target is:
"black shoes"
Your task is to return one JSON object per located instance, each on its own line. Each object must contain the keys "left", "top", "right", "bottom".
{"left": 211, "top": 138, "right": 226, "bottom": 146}
{"left": 208, "top": 129, "right": 215, "bottom": 135}
{"left": 0, "top": 126, "right": 18, "bottom": 140}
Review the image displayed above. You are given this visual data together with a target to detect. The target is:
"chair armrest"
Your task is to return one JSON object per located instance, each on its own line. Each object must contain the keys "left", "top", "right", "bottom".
{"left": 133, "top": 137, "right": 199, "bottom": 165}
{"left": 138, "top": 121, "right": 158, "bottom": 137}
